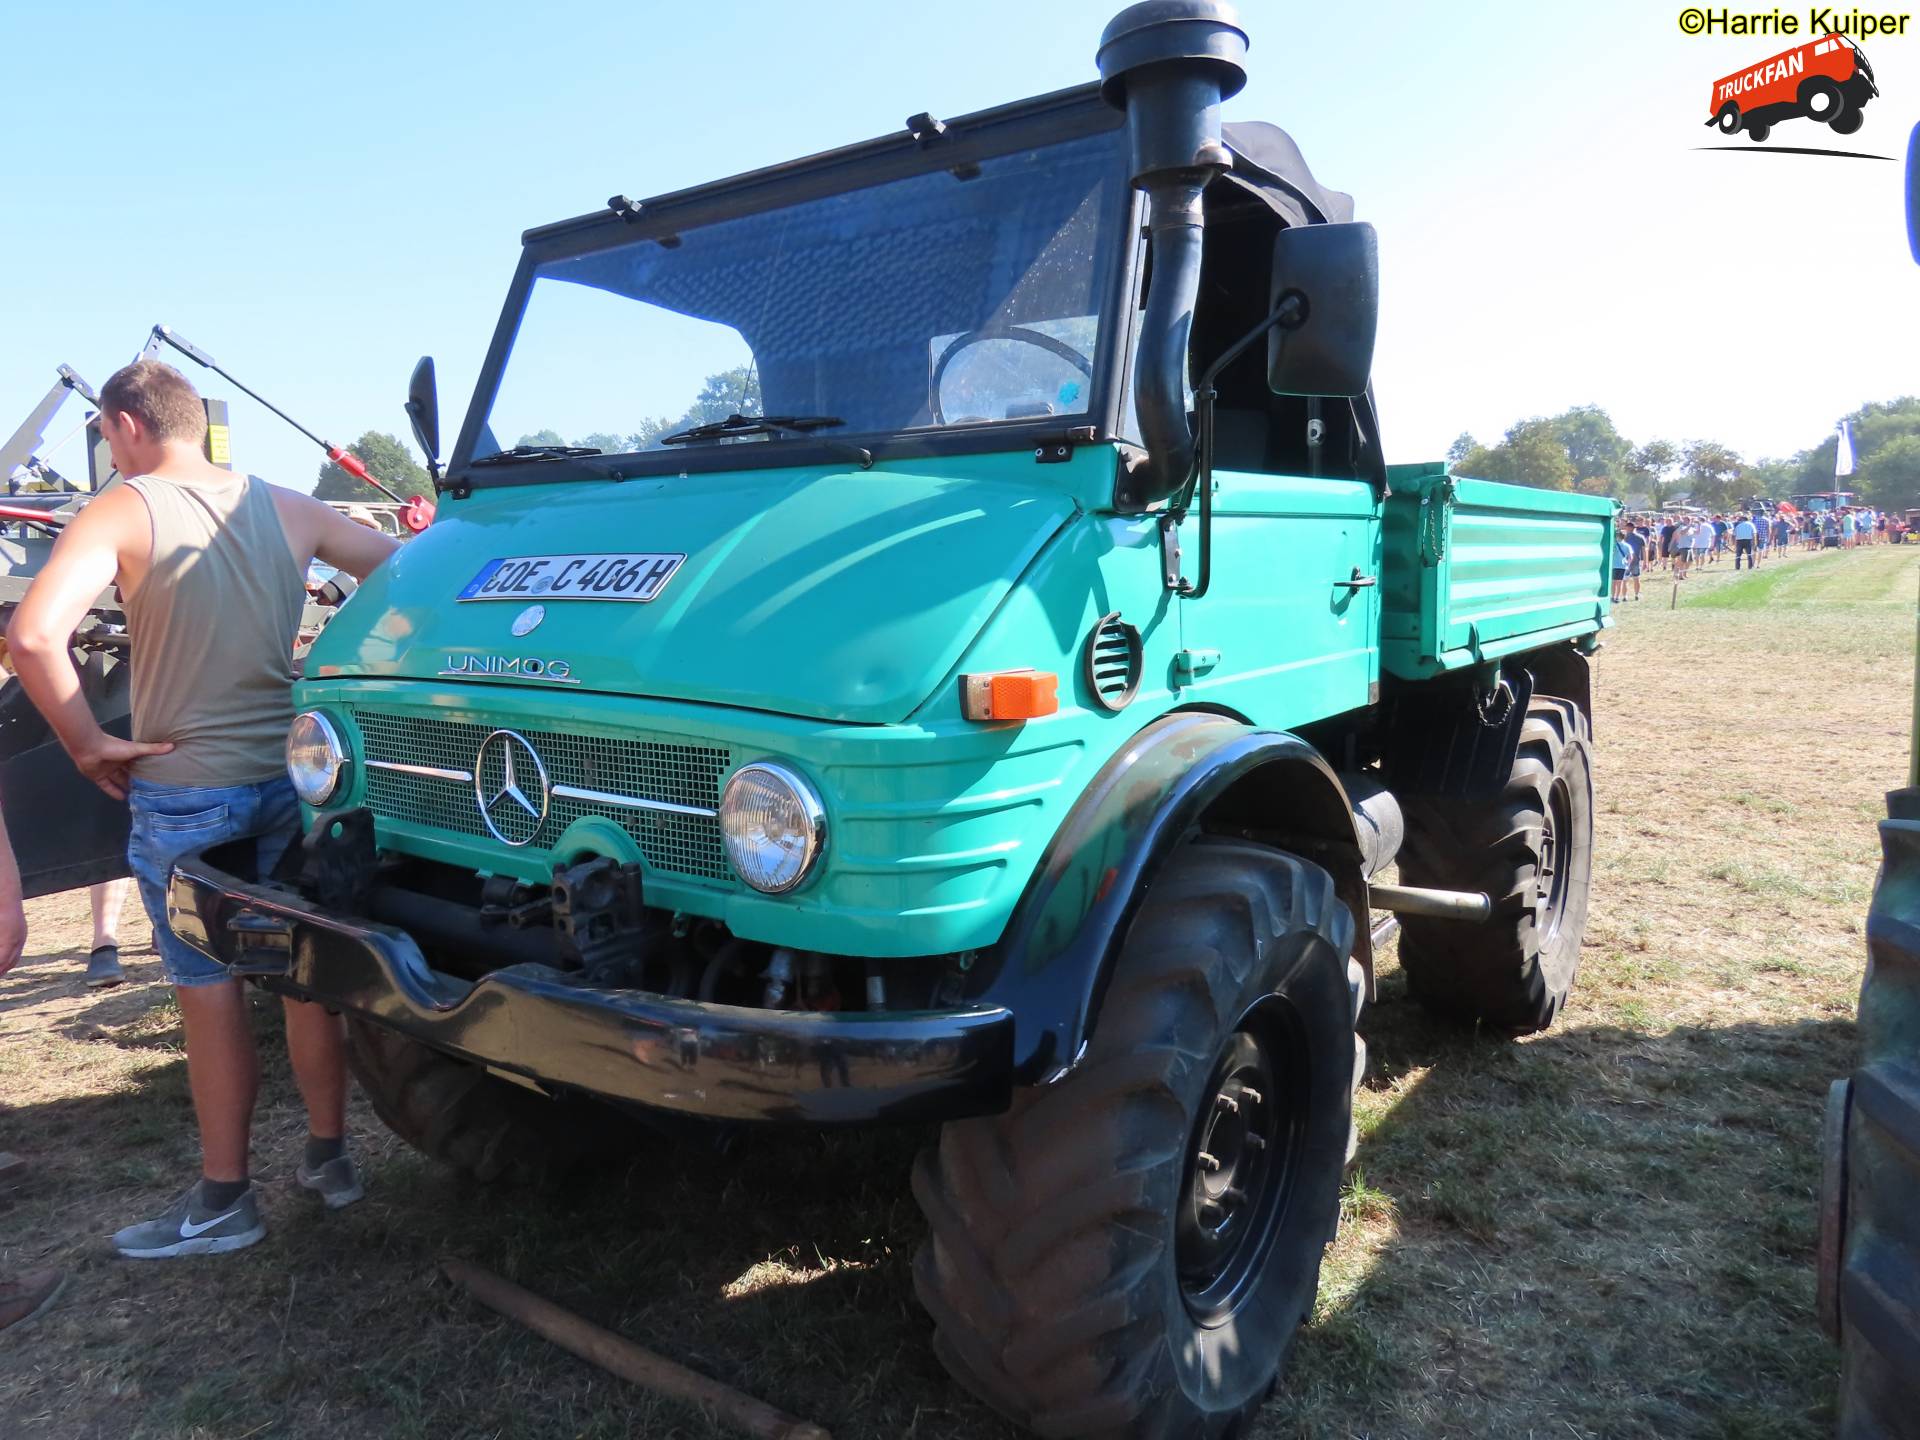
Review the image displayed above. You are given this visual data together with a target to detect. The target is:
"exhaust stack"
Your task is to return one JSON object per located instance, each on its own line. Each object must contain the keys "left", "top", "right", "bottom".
{"left": 1097, "top": 1, "right": 1248, "bottom": 506}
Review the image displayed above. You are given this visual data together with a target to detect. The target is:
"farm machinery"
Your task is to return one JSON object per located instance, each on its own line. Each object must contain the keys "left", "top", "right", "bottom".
{"left": 1815, "top": 119, "right": 1920, "bottom": 1440}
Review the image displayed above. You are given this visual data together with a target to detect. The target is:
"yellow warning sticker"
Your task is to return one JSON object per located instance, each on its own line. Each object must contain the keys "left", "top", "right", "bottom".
{"left": 206, "top": 424, "right": 232, "bottom": 467}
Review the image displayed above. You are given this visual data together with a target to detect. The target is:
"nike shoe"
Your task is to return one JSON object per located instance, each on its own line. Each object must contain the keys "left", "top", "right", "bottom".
{"left": 84, "top": 946, "right": 124, "bottom": 988}
{"left": 111, "top": 1183, "right": 265, "bottom": 1259}
{"left": 295, "top": 1154, "right": 364, "bottom": 1210}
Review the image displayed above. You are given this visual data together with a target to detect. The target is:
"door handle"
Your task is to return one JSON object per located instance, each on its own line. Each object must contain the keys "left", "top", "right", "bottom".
{"left": 1335, "top": 568, "right": 1377, "bottom": 590}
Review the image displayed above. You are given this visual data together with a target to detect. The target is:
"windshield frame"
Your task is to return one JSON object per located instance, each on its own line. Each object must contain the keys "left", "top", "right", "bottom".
{"left": 448, "top": 83, "right": 1138, "bottom": 489}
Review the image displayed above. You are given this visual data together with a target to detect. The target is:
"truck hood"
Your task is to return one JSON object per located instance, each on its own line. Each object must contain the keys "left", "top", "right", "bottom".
{"left": 308, "top": 463, "right": 1078, "bottom": 725}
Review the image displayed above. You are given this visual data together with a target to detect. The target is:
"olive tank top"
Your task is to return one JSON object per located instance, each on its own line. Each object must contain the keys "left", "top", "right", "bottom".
{"left": 122, "top": 473, "right": 306, "bottom": 786}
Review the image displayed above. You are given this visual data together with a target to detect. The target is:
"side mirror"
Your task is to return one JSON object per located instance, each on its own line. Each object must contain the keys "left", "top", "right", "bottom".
{"left": 1267, "top": 222, "right": 1379, "bottom": 398}
{"left": 404, "top": 356, "right": 440, "bottom": 472}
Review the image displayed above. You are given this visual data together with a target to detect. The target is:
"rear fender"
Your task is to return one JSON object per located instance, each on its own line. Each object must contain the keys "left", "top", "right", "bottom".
{"left": 980, "top": 712, "right": 1364, "bottom": 1084}
{"left": 1526, "top": 641, "right": 1594, "bottom": 734}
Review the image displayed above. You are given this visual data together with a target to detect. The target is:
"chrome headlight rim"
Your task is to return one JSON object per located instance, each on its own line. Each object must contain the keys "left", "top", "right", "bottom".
{"left": 720, "top": 760, "right": 827, "bottom": 895}
{"left": 286, "top": 710, "right": 350, "bottom": 807}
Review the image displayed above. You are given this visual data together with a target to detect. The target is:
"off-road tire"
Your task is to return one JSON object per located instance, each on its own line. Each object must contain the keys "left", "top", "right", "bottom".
{"left": 1832, "top": 109, "right": 1865, "bottom": 135}
{"left": 1716, "top": 103, "right": 1742, "bottom": 134}
{"left": 1748, "top": 121, "right": 1772, "bottom": 142}
{"left": 1396, "top": 696, "right": 1594, "bottom": 1035}
{"left": 344, "top": 1016, "right": 615, "bottom": 1182}
{"left": 912, "top": 840, "right": 1357, "bottom": 1438}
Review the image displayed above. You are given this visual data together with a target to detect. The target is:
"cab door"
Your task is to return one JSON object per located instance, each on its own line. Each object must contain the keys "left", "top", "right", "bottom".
{"left": 1175, "top": 462, "right": 1381, "bottom": 728}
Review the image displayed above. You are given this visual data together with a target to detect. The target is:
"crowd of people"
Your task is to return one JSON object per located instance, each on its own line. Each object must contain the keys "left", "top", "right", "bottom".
{"left": 1610, "top": 503, "right": 1903, "bottom": 600}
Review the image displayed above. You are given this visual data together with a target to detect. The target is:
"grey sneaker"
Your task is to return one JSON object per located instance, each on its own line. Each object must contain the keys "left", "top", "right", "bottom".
{"left": 111, "top": 1183, "right": 264, "bottom": 1259}
{"left": 295, "top": 1154, "right": 364, "bottom": 1210}
{"left": 84, "top": 946, "right": 124, "bottom": 988}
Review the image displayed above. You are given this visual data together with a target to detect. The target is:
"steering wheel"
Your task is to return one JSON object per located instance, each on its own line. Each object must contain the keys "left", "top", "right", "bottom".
{"left": 928, "top": 325, "right": 1095, "bottom": 426}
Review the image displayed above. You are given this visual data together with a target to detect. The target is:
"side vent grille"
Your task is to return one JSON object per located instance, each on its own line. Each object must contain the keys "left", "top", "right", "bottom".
{"left": 1084, "top": 611, "right": 1143, "bottom": 712}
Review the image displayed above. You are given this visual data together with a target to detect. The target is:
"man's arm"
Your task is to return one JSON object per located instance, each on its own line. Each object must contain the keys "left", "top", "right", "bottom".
{"left": 6, "top": 489, "right": 173, "bottom": 800}
{"left": 295, "top": 494, "right": 401, "bottom": 581}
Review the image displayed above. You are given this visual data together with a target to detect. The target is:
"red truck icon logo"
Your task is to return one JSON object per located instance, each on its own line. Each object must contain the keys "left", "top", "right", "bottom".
{"left": 1707, "top": 34, "right": 1877, "bottom": 142}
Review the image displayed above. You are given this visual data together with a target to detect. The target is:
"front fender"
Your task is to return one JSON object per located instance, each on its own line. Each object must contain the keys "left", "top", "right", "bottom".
{"left": 977, "top": 712, "right": 1360, "bottom": 1084}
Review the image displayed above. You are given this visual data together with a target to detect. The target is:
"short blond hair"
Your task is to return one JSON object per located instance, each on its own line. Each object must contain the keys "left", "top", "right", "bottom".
{"left": 99, "top": 360, "right": 207, "bottom": 445}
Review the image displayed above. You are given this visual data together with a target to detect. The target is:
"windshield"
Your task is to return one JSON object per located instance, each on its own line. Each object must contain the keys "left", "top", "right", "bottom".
{"left": 473, "top": 130, "right": 1128, "bottom": 462}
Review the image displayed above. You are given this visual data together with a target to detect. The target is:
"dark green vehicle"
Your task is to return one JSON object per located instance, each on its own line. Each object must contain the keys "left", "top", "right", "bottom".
{"left": 1816, "top": 119, "right": 1920, "bottom": 1440}
{"left": 162, "top": 4, "right": 1612, "bottom": 1432}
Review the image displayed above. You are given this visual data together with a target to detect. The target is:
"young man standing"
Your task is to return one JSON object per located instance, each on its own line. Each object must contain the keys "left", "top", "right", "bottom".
{"left": 1732, "top": 513, "right": 1756, "bottom": 570}
{"left": 7, "top": 360, "right": 397, "bottom": 1258}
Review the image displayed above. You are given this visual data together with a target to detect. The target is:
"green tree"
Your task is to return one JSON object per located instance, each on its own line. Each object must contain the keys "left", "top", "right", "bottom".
{"left": 1548, "top": 405, "right": 1629, "bottom": 495}
{"left": 1460, "top": 417, "right": 1574, "bottom": 491}
{"left": 670, "top": 365, "right": 762, "bottom": 432}
{"left": 1859, "top": 433, "right": 1920, "bottom": 510}
{"left": 1744, "top": 456, "right": 1798, "bottom": 499}
{"left": 315, "top": 430, "right": 428, "bottom": 501}
{"left": 514, "top": 428, "right": 565, "bottom": 448}
{"left": 1679, "top": 440, "right": 1743, "bottom": 508}
{"left": 1445, "top": 432, "right": 1476, "bottom": 465}
{"left": 1624, "top": 439, "right": 1679, "bottom": 507}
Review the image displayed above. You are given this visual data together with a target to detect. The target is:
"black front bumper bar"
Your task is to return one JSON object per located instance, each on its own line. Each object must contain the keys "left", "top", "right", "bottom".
{"left": 166, "top": 852, "right": 1015, "bottom": 1126}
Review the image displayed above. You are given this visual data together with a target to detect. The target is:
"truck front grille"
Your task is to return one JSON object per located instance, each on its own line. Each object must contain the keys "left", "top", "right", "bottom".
{"left": 355, "top": 710, "right": 732, "bottom": 881}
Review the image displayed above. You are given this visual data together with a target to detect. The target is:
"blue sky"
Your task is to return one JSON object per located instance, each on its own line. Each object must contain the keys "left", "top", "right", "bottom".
{"left": 5, "top": 1, "right": 1916, "bottom": 492}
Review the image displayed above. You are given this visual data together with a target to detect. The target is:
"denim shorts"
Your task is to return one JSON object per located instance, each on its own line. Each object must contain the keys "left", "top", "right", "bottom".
{"left": 128, "top": 776, "right": 301, "bottom": 988}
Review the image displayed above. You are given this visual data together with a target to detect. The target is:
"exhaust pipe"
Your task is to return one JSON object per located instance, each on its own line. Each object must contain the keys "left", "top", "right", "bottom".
{"left": 1097, "top": 1, "right": 1248, "bottom": 507}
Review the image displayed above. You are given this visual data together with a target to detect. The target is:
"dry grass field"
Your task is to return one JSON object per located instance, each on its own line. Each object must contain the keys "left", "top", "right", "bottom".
{"left": 0, "top": 539, "right": 1911, "bottom": 1439}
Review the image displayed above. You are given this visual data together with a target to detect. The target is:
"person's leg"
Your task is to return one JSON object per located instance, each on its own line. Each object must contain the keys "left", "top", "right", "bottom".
{"left": 282, "top": 997, "right": 346, "bottom": 1142}
{"left": 176, "top": 980, "right": 260, "bottom": 1182}
{"left": 84, "top": 877, "right": 133, "bottom": 986}
{"left": 89, "top": 878, "right": 130, "bottom": 949}
{"left": 113, "top": 781, "right": 271, "bottom": 1256}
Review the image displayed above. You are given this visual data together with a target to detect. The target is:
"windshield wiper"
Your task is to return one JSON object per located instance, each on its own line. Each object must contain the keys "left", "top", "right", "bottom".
{"left": 659, "top": 413, "right": 871, "bottom": 470}
{"left": 467, "top": 443, "right": 604, "bottom": 469}
{"left": 659, "top": 413, "right": 844, "bottom": 445}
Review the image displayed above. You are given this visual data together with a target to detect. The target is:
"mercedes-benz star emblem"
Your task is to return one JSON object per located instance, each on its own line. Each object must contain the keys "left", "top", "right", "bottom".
{"left": 473, "top": 730, "right": 550, "bottom": 847}
{"left": 511, "top": 604, "right": 545, "bottom": 637}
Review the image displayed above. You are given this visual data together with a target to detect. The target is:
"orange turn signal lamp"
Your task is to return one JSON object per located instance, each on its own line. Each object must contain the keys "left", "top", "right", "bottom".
{"left": 961, "top": 668, "right": 1059, "bottom": 722}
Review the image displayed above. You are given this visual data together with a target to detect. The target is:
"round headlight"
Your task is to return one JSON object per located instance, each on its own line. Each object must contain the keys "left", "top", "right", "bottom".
{"left": 720, "top": 762, "right": 826, "bottom": 894}
{"left": 286, "top": 711, "right": 349, "bottom": 807}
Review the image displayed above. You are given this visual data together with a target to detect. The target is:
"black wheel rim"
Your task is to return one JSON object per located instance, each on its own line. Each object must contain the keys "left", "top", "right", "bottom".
{"left": 1176, "top": 1001, "right": 1307, "bottom": 1325}
{"left": 1536, "top": 774, "right": 1574, "bottom": 946}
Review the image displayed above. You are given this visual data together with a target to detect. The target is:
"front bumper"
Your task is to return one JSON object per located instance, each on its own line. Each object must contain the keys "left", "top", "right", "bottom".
{"left": 166, "top": 852, "right": 1014, "bottom": 1125}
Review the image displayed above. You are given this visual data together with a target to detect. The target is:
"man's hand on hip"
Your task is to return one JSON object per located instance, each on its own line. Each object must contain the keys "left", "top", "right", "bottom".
{"left": 77, "top": 735, "right": 175, "bottom": 801}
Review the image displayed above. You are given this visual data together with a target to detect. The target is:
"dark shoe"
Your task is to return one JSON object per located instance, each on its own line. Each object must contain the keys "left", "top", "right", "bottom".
{"left": 111, "top": 1183, "right": 264, "bottom": 1259}
{"left": 84, "top": 946, "right": 124, "bottom": 989}
{"left": 0, "top": 1269, "right": 65, "bottom": 1334}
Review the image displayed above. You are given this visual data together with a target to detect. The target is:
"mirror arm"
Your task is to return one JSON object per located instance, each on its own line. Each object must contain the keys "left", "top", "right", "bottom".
{"left": 1161, "top": 295, "right": 1303, "bottom": 600}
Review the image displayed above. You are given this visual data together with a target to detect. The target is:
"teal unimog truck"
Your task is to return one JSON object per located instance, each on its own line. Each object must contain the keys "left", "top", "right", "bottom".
{"left": 168, "top": 3, "right": 1613, "bottom": 1432}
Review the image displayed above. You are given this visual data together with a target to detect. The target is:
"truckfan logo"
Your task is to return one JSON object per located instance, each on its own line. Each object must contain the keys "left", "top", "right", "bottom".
{"left": 474, "top": 730, "right": 550, "bottom": 847}
{"left": 1704, "top": 31, "right": 1879, "bottom": 143}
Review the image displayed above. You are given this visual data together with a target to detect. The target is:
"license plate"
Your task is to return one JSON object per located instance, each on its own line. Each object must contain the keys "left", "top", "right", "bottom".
{"left": 457, "top": 552, "right": 686, "bottom": 603}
